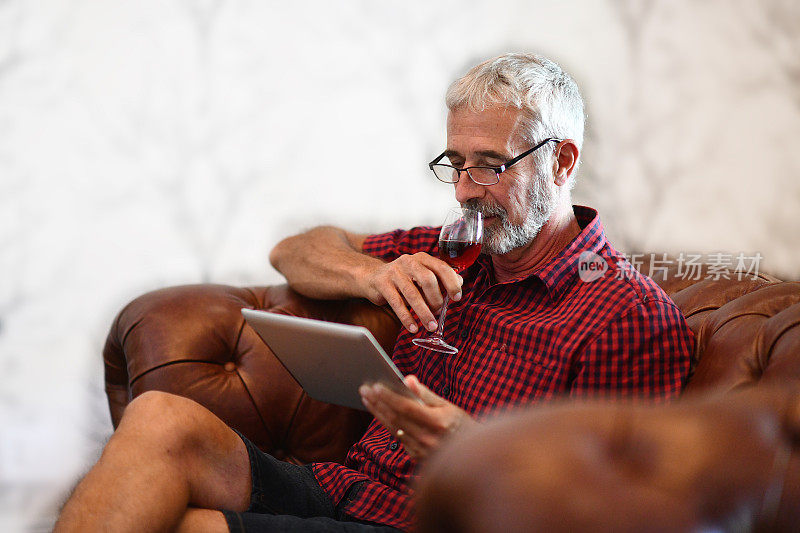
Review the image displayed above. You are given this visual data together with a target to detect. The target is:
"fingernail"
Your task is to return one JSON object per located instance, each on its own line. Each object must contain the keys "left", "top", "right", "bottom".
{"left": 408, "top": 323, "right": 418, "bottom": 333}
{"left": 453, "top": 291, "right": 462, "bottom": 301}
{"left": 427, "top": 321, "right": 438, "bottom": 331}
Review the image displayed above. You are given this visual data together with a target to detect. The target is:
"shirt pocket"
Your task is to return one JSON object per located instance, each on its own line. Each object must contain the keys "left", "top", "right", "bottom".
{"left": 512, "top": 341, "right": 562, "bottom": 368}
{"left": 487, "top": 342, "right": 568, "bottom": 404}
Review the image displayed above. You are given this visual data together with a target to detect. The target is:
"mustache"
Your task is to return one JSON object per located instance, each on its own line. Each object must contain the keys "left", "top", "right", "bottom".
{"left": 461, "top": 199, "right": 507, "bottom": 219}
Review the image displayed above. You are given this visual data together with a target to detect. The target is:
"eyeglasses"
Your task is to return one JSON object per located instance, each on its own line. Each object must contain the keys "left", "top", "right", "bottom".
{"left": 429, "top": 138, "right": 562, "bottom": 186}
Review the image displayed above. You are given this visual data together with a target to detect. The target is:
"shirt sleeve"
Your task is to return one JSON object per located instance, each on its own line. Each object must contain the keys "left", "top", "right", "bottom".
{"left": 569, "top": 298, "right": 694, "bottom": 402}
{"left": 362, "top": 226, "right": 441, "bottom": 262}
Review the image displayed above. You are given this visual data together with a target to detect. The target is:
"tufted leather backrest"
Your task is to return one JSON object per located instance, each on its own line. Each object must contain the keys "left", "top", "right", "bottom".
{"left": 634, "top": 256, "right": 800, "bottom": 394}
{"left": 685, "top": 281, "right": 800, "bottom": 394}
{"left": 103, "top": 284, "right": 401, "bottom": 465}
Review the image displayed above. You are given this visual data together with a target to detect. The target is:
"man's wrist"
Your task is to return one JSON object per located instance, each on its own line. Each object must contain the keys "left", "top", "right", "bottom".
{"left": 349, "top": 255, "right": 384, "bottom": 301}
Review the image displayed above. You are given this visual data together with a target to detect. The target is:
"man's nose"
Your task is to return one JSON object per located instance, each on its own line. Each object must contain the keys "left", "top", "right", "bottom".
{"left": 453, "top": 172, "right": 485, "bottom": 204}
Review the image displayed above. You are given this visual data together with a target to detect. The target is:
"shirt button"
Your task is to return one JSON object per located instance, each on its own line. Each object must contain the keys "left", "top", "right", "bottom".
{"left": 442, "top": 386, "right": 449, "bottom": 397}
{"left": 459, "top": 330, "right": 468, "bottom": 339}
{"left": 389, "top": 442, "right": 398, "bottom": 451}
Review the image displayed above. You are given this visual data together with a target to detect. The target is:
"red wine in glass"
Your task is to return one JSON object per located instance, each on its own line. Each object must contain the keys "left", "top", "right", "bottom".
{"left": 438, "top": 240, "right": 482, "bottom": 272}
{"left": 412, "top": 207, "right": 483, "bottom": 355}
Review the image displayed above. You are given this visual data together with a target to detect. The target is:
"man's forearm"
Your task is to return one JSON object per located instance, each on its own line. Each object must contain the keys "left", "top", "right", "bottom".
{"left": 269, "top": 226, "right": 383, "bottom": 300}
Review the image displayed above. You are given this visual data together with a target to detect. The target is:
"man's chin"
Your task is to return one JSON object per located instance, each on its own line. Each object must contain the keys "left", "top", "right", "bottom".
{"left": 483, "top": 235, "right": 520, "bottom": 256}
{"left": 483, "top": 226, "right": 542, "bottom": 256}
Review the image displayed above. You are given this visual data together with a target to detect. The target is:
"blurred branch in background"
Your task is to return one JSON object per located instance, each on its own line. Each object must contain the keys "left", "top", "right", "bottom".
{"left": 0, "top": 0, "right": 77, "bottom": 406}
{"left": 741, "top": 0, "right": 800, "bottom": 109}
{"left": 599, "top": 0, "right": 717, "bottom": 249}
{"left": 728, "top": 0, "right": 800, "bottom": 277}
{"left": 0, "top": 1, "right": 29, "bottom": 344}
{"left": 76, "top": 0, "right": 304, "bottom": 283}
{"left": 0, "top": 0, "right": 22, "bottom": 78}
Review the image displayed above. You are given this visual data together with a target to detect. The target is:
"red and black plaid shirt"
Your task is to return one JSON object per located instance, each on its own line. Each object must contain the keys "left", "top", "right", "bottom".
{"left": 312, "top": 205, "right": 694, "bottom": 531}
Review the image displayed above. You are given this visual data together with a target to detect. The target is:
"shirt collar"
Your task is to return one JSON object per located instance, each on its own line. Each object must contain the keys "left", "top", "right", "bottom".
{"left": 474, "top": 205, "right": 608, "bottom": 300}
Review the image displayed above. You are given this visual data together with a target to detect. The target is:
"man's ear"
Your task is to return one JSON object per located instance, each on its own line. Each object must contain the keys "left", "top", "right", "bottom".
{"left": 552, "top": 140, "right": 579, "bottom": 186}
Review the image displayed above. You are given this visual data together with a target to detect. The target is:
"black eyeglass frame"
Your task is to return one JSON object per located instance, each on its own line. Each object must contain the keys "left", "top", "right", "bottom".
{"left": 429, "top": 137, "right": 563, "bottom": 186}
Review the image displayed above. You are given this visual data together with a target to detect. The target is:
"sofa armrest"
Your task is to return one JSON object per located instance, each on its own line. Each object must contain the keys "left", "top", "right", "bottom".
{"left": 417, "top": 386, "right": 800, "bottom": 532}
{"left": 102, "top": 283, "right": 401, "bottom": 465}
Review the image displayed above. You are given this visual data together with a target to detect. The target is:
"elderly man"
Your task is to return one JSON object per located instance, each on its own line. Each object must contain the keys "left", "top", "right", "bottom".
{"left": 55, "top": 53, "right": 693, "bottom": 533}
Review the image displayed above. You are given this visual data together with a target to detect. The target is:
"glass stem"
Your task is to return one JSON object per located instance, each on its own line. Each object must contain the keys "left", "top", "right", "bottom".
{"left": 433, "top": 294, "right": 450, "bottom": 338}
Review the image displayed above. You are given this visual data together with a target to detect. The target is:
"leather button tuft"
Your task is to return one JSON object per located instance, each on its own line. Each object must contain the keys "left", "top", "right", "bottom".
{"left": 223, "top": 362, "right": 236, "bottom": 372}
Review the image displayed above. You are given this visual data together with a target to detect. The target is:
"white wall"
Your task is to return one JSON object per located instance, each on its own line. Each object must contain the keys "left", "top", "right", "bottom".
{"left": 1, "top": 1, "right": 798, "bottom": 530}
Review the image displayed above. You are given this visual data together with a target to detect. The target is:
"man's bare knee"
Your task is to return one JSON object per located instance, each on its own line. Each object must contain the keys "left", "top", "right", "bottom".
{"left": 175, "top": 508, "right": 229, "bottom": 533}
{"left": 116, "top": 391, "right": 214, "bottom": 451}
{"left": 122, "top": 390, "right": 202, "bottom": 427}
{"left": 113, "top": 390, "right": 252, "bottom": 511}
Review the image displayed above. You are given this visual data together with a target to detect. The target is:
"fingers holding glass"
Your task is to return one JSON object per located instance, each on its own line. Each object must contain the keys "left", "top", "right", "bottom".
{"left": 413, "top": 208, "right": 483, "bottom": 354}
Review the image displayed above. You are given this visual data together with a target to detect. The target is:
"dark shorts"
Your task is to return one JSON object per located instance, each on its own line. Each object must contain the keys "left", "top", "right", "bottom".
{"left": 222, "top": 430, "right": 403, "bottom": 533}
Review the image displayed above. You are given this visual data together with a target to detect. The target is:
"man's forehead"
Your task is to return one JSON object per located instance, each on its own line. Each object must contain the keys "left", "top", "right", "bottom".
{"left": 446, "top": 104, "right": 525, "bottom": 154}
{"left": 446, "top": 103, "right": 521, "bottom": 125}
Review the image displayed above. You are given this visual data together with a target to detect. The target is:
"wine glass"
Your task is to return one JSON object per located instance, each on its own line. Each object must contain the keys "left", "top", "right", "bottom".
{"left": 412, "top": 207, "right": 483, "bottom": 354}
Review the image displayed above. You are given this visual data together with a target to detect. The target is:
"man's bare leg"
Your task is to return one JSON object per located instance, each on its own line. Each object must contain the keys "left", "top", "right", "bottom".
{"left": 54, "top": 391, "right": 252, "bottom": 532}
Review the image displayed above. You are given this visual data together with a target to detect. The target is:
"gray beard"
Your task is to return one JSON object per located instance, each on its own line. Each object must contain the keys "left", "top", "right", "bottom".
{"left": 463, "top": 169, "right": 557, "bottom": 255}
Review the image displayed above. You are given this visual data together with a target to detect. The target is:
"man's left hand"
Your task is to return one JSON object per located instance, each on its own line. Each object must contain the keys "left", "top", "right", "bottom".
{"left": 359, "top": 375, "right": 476, "bottom": 460}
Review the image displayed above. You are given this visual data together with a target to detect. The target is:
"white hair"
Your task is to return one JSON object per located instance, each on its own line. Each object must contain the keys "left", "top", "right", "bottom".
{"left": 446, "top": 52, "right": 585, "bottom": 184}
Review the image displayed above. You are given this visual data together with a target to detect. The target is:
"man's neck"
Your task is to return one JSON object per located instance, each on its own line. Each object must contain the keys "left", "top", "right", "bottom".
{"left": 490, "top": 202, "right": 582, "bottom": 284}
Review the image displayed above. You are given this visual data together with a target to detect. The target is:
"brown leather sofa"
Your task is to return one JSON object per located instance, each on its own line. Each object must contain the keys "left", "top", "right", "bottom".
{"left": 103, "top": 260, "right": 800, "bottom": 531}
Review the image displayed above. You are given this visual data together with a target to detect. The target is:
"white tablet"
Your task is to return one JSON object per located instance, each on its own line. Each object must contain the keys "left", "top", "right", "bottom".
{"left": 241, "top": 308, "right": 416, "bottom": 411}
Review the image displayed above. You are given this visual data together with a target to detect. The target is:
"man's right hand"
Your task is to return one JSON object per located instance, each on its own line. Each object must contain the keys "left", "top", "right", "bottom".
{"left": 360, "top": 252, "right": 463, "bottom": 334}
{"left": 270, "top": 227, "right": 463, "bottom": 333}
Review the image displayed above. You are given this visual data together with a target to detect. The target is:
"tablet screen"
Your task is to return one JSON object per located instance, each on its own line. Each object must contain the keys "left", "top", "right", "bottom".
{"left": 242, "top": 308, "right": 415, "bottom": 410}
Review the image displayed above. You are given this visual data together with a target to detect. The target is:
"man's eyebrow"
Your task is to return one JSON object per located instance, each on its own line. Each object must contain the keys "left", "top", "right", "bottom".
{"left": 442, "top": 149, "right": 509, "bottom": 162}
